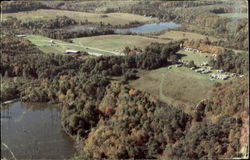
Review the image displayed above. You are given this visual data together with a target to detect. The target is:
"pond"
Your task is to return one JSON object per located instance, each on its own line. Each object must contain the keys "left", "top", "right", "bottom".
{"left": 1, "top": 101, "right": 76, "bottom": 160}
{"left": 65, "top": 22, "right": 180, "bottom": 34}
{"left": 115, "top": 22, "right": 181, "bottom": 34}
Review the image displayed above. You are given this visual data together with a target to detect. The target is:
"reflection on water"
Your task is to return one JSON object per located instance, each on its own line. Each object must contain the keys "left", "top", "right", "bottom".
{"left": 1, "top": 101, "right": 75, "bottom": 159}
{"left": 116, "top": 22, "right": 181, "bottom": 34}
{"left": 65, "top": 22, "right": 180, "bottom": 34}
{"left": 67, "top": 25, "right": 96, "bottom": 31}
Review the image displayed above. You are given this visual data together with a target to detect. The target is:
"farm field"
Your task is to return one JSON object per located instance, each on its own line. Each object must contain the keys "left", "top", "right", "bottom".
{"left": 217, "top": 13, "right": 248, "bottom": 19}
{"left": 25, "top": 35, "right": 116, "bottom": 56}
{"left": 3, "top": 9, "right": 159, "bottom": 25}
{"left": 72, "top": 34, "right": 170, "bottom": 52}
{"left": 157, "top": 30, "right": 218, "bottom": 41}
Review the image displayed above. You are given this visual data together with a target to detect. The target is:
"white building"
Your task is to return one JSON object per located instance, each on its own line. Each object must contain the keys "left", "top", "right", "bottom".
{"left": 16, "top": 35, "right": 26, "bottom": 37}
{"left": 210, "top": 74, "right": 229, "bottom": 80}
{"left": 65, "top": 50, "right": 80, "bottom": 54}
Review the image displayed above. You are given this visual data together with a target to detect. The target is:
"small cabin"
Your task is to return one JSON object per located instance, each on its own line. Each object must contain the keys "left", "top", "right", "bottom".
{"left": 65, "top": 50, "right": 80, "bottom": 54}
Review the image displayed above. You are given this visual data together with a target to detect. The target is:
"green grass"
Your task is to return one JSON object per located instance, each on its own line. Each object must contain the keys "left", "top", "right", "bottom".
{"left": 178, "top": 50, "right": 211, "bottom": 65}
{"left": 25, "top": 35, "right": 115, "bottom": 56}
{"left": 218, "top": 13, "right": 248, "bottom": 19}
{"left": 3, "top": 9, "right": 158, "bottom": 25}
{"left": 72, "top": 35, "right": 170, "bottom": 52}
{"left": 130, "top": 66, "right": 232, "bottom": 114}
{"left": 129, "top": 50, "right": 233, "bottom": 113}
{"left": 26, "top": 34, "right": 170, "bottom": 56}
{"left": 157, "top": 30, "right": 218, "bottom": 42}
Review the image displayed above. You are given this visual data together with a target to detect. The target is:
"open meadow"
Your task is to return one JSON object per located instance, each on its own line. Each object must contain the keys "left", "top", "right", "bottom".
{"left": 130, "top": 66, "right": 232, "bottom": 114}
{"left": 26, "top": 34, "right": 170, "bottom": 56}
{"left": 156, "top": 30, "right": 218, "bottom": 42}
{"left": 177, "top": 50, "right": 211, "bottom": 65}
{"left": 130, "top": 50, "right": 234, "bottom": 114}
{"left": 72, "top": 34, "right": 170, "bottom": 52}
{"left": 217, "top": 13, "right": 248, "bottom": 19}
{"left": 3, "top": 9, "right": 159, "bottom": 25}
{"left": 25, "top": 35, "right": 116, "bottom": 56}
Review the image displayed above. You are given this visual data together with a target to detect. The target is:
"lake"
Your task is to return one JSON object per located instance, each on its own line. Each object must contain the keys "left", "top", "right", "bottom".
{"left": 116, "top": 22, "right": 181, "bottom": 34}
{"left": 1, "top": 101, "right": 76, "bottom": 159}
{"left": 66, "top": 22, "right": 180, "bottom": 34}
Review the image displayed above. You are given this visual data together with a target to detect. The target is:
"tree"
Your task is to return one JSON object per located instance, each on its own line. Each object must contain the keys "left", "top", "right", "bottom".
{"left": 187, "top": 60, "right": 196, "bottom": 68}
{"left": 124, "top": 46, "right": 131, "bottom": 55}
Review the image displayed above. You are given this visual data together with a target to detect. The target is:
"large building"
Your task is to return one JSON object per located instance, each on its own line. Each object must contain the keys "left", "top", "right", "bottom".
{"left": 65, "top": 50, "right": 80, "bottom": 54}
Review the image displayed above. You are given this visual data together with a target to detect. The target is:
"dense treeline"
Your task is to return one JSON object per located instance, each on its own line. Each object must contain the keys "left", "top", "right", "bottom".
{"left": 209, "top": 52, "right": 249, "bottom": 74}
{"left": 36, "top": 28, "right": 115, "bottom": 40}
{"left": 194, "top": 79, "right": 248, "bottom": 121}
{"left": 2, "top": 16, "right": 115, "bottom": 40}
{"left": 77, "top": 83, "right": 192, "bottom": 159}
{"left": 166, "top": 116, "right": 242, "bottom": 159}
{"left": 3, "top": 16, "right": 78, "bottom": 29}
{"left": 120, "top": 1, "right": 248, "bottom": 50}
{"left": 21, "top": 16, "right": 78, "bottom": 29}
{"left": 162, "top": 79, "right": 248, "bottom": 159}
{"left": 2, "top": 1, "right": 50, "bottom": 13}
{"left": 183, "top": 39, "right": 226, "bottom": 54}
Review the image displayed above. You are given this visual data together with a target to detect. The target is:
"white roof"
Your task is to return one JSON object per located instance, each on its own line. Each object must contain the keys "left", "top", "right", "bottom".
{"left": 65, "top": 50, "right": 79, "bottom": 53}
{"left": 16, "top": 35, "right": 26, "bottom": 37}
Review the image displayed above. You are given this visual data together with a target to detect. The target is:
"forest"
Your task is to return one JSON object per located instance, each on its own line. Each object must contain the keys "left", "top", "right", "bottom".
{"left": 1, "top": 37, "right": 181, "bottom": 102}
{"left": 209, "top": 51, "right": 249, "bottom": 74}
{"left": 1, "top": 1, "right": 248, "bottom": 159}
{"left": 1, "top": 35, "right": 248, "bottom": 159}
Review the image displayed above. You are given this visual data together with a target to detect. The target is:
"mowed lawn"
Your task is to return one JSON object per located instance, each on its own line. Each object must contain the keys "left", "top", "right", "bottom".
{"left": 130, "top": 66, "right": 231, "bottom": 114}
{"left": 3, "top": 9, "right": 158, "bottom": 25}
{"left": 72, "top": 35, "right": 170, "bottom": 52}
{"left": 25, "top": 35, "right": 115, "bottom": 56}
{"left": 157, "top": 30, "right": 218, "bottom": 42}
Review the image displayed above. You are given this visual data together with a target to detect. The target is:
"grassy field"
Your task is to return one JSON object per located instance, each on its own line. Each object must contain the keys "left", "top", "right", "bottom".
{"left": 217, "top": 13, "right": 248, "bottom": 19}
{"left": 130, "top": 66, "right": 232, "bottom": 114}
{"left": 177, "top": 50, "right": 211, "bottom": 65}
{"left": 26, "top": 34, "right": 169, "bottom": 56}
{"left": 72, "top": 35, "right": 170, "bottom": 52}
{"left": 156, "top": 30, "right": 218, "bottom": 42}
{"left": 3, "top": 9, "right": 158, "bottom": 25}
{"left": 130, "top": 50, "right": 232, "bottom": 113}
{"left": 25, "top": 35, "right": 115, "bottom": 56}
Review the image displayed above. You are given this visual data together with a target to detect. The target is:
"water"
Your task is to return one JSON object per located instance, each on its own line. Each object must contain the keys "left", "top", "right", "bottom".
{"left": 65, "top": 22, "right": 180, "bottom": 34}
{"left": 67, "top": 25, "right": 96, "bottom": 31}
{"left": 116, "top": 22, "right": 181, "bottom": 34}
{"left": 1, "top": 101, "right": 76, "bottom": 159}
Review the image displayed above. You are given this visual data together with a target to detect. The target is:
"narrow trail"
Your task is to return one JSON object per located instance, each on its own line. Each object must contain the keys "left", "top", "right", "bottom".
{"left": 159, "top": 73, "right": 170, "bottom": 101}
